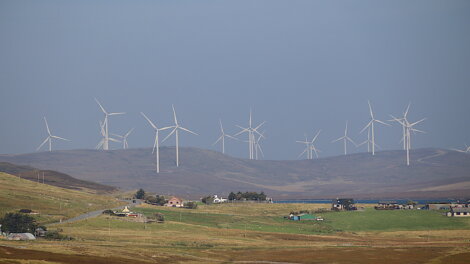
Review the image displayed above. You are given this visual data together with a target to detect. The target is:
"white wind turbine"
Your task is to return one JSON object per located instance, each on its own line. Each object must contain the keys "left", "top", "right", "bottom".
{"left": 360, "top": 101, "right": 390, "bottom": 155}
{"left": 332, "top": 121, "right": 357, "bottom": 155}
{"left": 357, "top": 126, "right": 381, "bottom": 153}
{"left": 94, "top": 98, "right": 125, "bottom": 150}
{"left": 234, "top": 109, "right": 265, "bottom": 160}
{"left": 390, "top": 108, "right": 426, "bottom": 166}
{"left": 37, "top": 117, "right": 70, "bottom": 152}
{"left": 112, "top": 128, "right": 134, "bottom": 149}
{"left": 141, "top": 112, "right": 172, "bottom": 173}
{"left": 162, "top": 105, "right": 198, "bottom": 167}
{"left": 213, "top": 119, "right": 237, "bottom": 154}
{"left": 296, "top": 130, "right": 321, "bottom": 159}
{"left": 96, "top": 120, "right": 120, "bottom": 150}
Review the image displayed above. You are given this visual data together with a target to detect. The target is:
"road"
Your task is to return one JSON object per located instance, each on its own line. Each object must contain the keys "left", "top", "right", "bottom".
{"left": 48, "top": 199, "right": 143, "bottom": 225}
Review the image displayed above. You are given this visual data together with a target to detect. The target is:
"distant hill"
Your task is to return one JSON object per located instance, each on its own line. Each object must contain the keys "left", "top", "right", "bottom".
{"left": 0, "top": 148, "right": 469, "bottom": 199}
{"left": 0, "top": 172, "right": 123, "bottom": 222}
{"left": 0, "top": 162, "right": 117, "bottom": 193}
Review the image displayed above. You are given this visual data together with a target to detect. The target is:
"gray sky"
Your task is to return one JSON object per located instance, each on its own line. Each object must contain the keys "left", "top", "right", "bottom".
{"left": 1, "top": 0, "right": 469, "bottom": 160}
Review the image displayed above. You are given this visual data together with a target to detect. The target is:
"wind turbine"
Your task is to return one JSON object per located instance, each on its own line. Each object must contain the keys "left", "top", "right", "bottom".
{"left": 94, "top": 98, "right": 125, "bottom": 150}
{"left": 234, "top": 109, "right": 265, "bottom": 160}
{"left": 390, "top": 108, "right": 426, "bottom": 166}
{"left": 37, "top": 117, "right": 70, "bottom": 152}
{"left": 213, "top": 119, "right": 237, "bottom": 154}
{"left": 96, "top": 120, "right": 120, "bottom": 150}
{"left": 332, "top": 121, "right": 357, "bottom": 155}
{"left": 357, "top": 126, "right": 381, "bottom": 153}
{"left": 360, "top": 101, "right": 390, "bottom": 155}
{"left": 112, "top": 128, "right": 134, "bottom": 149}
{"left": 296, "top": 130, "right": 321, "bottom": 159}
{"left": 162, "top": 105, "right": 198, "bottom": 167}
{"left": 141, "top": 112, "right": 171, "bottom": 173}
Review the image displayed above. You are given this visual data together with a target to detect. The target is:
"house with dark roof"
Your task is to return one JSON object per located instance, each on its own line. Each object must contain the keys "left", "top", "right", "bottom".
{"left": 447, "top": 207, "right": 470, "bottom": 217}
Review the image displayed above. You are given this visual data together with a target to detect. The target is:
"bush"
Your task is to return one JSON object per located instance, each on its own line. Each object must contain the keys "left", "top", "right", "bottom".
{"left": 0, "top": 213, "right": 37, "bottom": 233}
{"left": 201, "top": 196, "right": 214, "bottom": 205}
{"left": 184, "top": 201, "right": 198, "bottom": 209}
{"left": 135, "top": 188, "right": 145, "bottom": 199}
{"left": 102, "top": 209, "right": 115, "bottom": 215}
{"left": 154, "top": 213, "right": 164, "bottom": 223}
{"left": 146, "top": 195, "right": 167, "bottom": 206}
{"left": 45, "top": 230, "right": 73, "bottom": 241}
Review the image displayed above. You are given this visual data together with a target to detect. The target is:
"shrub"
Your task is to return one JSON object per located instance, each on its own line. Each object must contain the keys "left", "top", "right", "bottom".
{"left": 0, "top": 213, "right": 37, "bottom": 233}
{"left": 45, "top": 230, "right": 73, "bottom": 241}
{"left": 184, "top": 201, "right": 198, "bottom": 209}
{"left": 102, "top": 209, "right": 115, "bottom": 215}
{"left": 134, "top": 188, "right": 145, "bottom": 199}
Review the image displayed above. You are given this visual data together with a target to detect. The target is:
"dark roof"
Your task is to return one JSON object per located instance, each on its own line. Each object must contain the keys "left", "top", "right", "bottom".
{"left": 451, "top": 208, "right": 470, "bottom": 213}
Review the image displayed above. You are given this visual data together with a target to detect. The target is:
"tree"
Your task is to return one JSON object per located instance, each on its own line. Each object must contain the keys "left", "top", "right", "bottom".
{"left": 228, "top": 192, "right": 236, "bottom": 201}
{"left": 184, "top": 201, "right": 198, "bottom": 209}
{"left": 135, "top": 188, "right": 145, "bottom": 199}
{"left": 0, "top": 213, "right": 37, "bottom": 233}
{"left": 201, "top": 195, "right": 214, "bottom": 205}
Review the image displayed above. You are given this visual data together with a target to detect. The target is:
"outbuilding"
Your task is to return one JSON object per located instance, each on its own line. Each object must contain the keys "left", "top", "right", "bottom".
{"left": 447, "top": 208, "right": 470, "bottom": 217}
{"left": 7, "top": 233, "right": 36, "bottom": 241}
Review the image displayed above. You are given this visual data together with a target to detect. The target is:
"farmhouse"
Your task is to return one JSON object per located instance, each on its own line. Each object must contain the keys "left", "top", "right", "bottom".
{"left": 447, "top": 208, "right": 470, "bottom": 217}
{"left": 332, "top": 198, "right": 356, "bottom": 211}
{"left": 213, "top": 195, "right": 227, "bottom": 204}
{"left": 426, "top": 203, "right": 451, "bottom": 210}
{"left": 166, "top": 197, "right": 183, "bottom": 207}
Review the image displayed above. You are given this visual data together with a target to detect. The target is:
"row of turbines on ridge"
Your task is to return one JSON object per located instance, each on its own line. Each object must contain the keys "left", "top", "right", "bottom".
{"left": 37, "top": 99, "right": 469, "bottom": 172}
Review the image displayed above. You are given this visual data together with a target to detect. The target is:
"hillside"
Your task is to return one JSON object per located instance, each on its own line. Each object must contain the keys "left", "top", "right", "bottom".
{"left": 0, "top": 148, "right": 469, "bottom": 199}
{"left": 0, "top": 162, "right": 117, "bottom": 193}
{"left": 0, "top": 172, "right": 124, "bottom": 223}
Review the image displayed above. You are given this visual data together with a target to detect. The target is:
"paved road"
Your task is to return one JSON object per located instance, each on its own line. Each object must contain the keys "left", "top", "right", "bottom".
{"left": 48, "top": 199, "right": 143, "bottom": 226}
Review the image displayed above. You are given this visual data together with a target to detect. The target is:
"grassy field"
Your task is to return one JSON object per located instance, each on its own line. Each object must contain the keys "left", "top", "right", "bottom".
{"left": 0, "top": 172, "right": 124, "bottom": 223}
{"left": 1, "top": 187, "right": 470, "bottom": 263}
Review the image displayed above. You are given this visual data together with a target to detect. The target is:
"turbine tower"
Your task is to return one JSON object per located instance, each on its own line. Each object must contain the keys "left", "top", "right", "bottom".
{"left": 332, "top": 121, "right": 357, "bottom": 155}
{"left": 94, "top": 98, "right": 125, "bottom": 150}
{"left": 37, "top": 117, "right": 70, "bottom": 152}
{"left": 162, "top": 105, "right": 198, "bottom": 167}
{"left": 213, "top": 119, "right": 237, "bottom": 154}
{"left": 360, "top": 100, "right": 389, "bottom": 155}
{"left": 296, "top": 134, "right": 312, "bottom": 159}
{"left": 234, "top": 109, "right": 265, "bottom": 160}
{"left": 254, "top": 131, "right": 265, "bottom": 160}
{"left": 141, "top": 112, "right": 171, "bottom": 173}
{"left": 390, "top": 107, "right": 426, "bottom": 166}
{"left": 112, "top": 128, "right": 134, "bottom": 149}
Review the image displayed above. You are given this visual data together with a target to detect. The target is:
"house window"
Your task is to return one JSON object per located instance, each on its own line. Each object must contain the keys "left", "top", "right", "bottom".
{"left": 456, "top": 212, "right": 461, "bottom": 215}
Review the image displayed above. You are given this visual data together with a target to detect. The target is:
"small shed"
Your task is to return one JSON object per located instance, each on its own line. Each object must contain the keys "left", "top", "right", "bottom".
{"left": 7, "top": 233, "right": 36, "bottom": 241}
{"left": 291, "top": 214, "right": 316, "bottom": 221}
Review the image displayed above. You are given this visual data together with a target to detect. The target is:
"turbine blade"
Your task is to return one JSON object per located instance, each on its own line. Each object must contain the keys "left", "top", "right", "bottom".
{"left": 96, "top": 140, "right": 104, "bottom": 149}
{"left": 108, "top": 112, "right": 126, "bottom": 116}
{"left": 94, "top": 98, "right": 107, "bottom": 114}
{"left": 44, "top": 117, "right": 51, "bottom": 135}
{"left": 152, "top": 133, "right": 158, "bottom": 154}
{"left": 141, "top": 112, "right": 158, "bottom": 130}
{"left": 410, "top": 118, "right": 426, "bottom": 127}
{"left": 375, "top": 119, "right": 390, "bottom": 126}
{"left": 368, "top": 100, "right": 374, "bottom": 119}
{"left": 125, "top": 128, "right": 134, "bottom": 137}
{"left": 212, "top": 136, "right": 223, "bottom": 146}
{"left": 51, "top": 135, "right": 70, "bottom": 141}
{"left": 180, "top": 127, "right": 198, "bottom": 135}
{"left": 298, "top": 148, "right": 308, "bottom": 158}
{"left": 37, "top": 137, "right": 49, "bottom": 151}
{"left": 254, "top": 121, "right": 266, "bottom": 131}
{"left": 311, "top": 130, "right": 321, "bottom": 143}
{"left": 161, "top": 128, "right": 176, "bottom": 143}
{"left": 172, "top": 104, "right": 178, "bottom": 125}
{"left": 108, "top": 137, "right": 121, "bottom": 143}
{"left": 332, "top": 136, "right": 344, "bottom": 143}
{"left": 111, "top": 133, "right": 124, "bottom": 138}
{"left": 360, "top": 121, "right": 373, "bottom": 134}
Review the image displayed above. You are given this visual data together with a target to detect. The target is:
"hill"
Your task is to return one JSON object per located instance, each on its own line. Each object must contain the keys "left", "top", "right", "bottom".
{"left": 0, "top": 148, "right": 469, "bottom": 199}
{"left": 0, "top": 162, "right": 117, "bottom": 193}
{"left": 0, "top": 172, "right": 124, "bottom": 223}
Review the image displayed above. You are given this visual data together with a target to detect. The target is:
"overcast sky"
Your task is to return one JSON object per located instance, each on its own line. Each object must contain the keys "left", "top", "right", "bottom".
{"left": 1, "top": 0, "right": 469, "bottom": 160}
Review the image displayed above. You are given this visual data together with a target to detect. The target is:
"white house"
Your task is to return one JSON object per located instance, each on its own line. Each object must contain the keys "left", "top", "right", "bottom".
{"left": 447, "top": 208, "right": 470, "bottom": 217}
{"left": 213, "top": 195, "right": 227, "bottom": 204}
